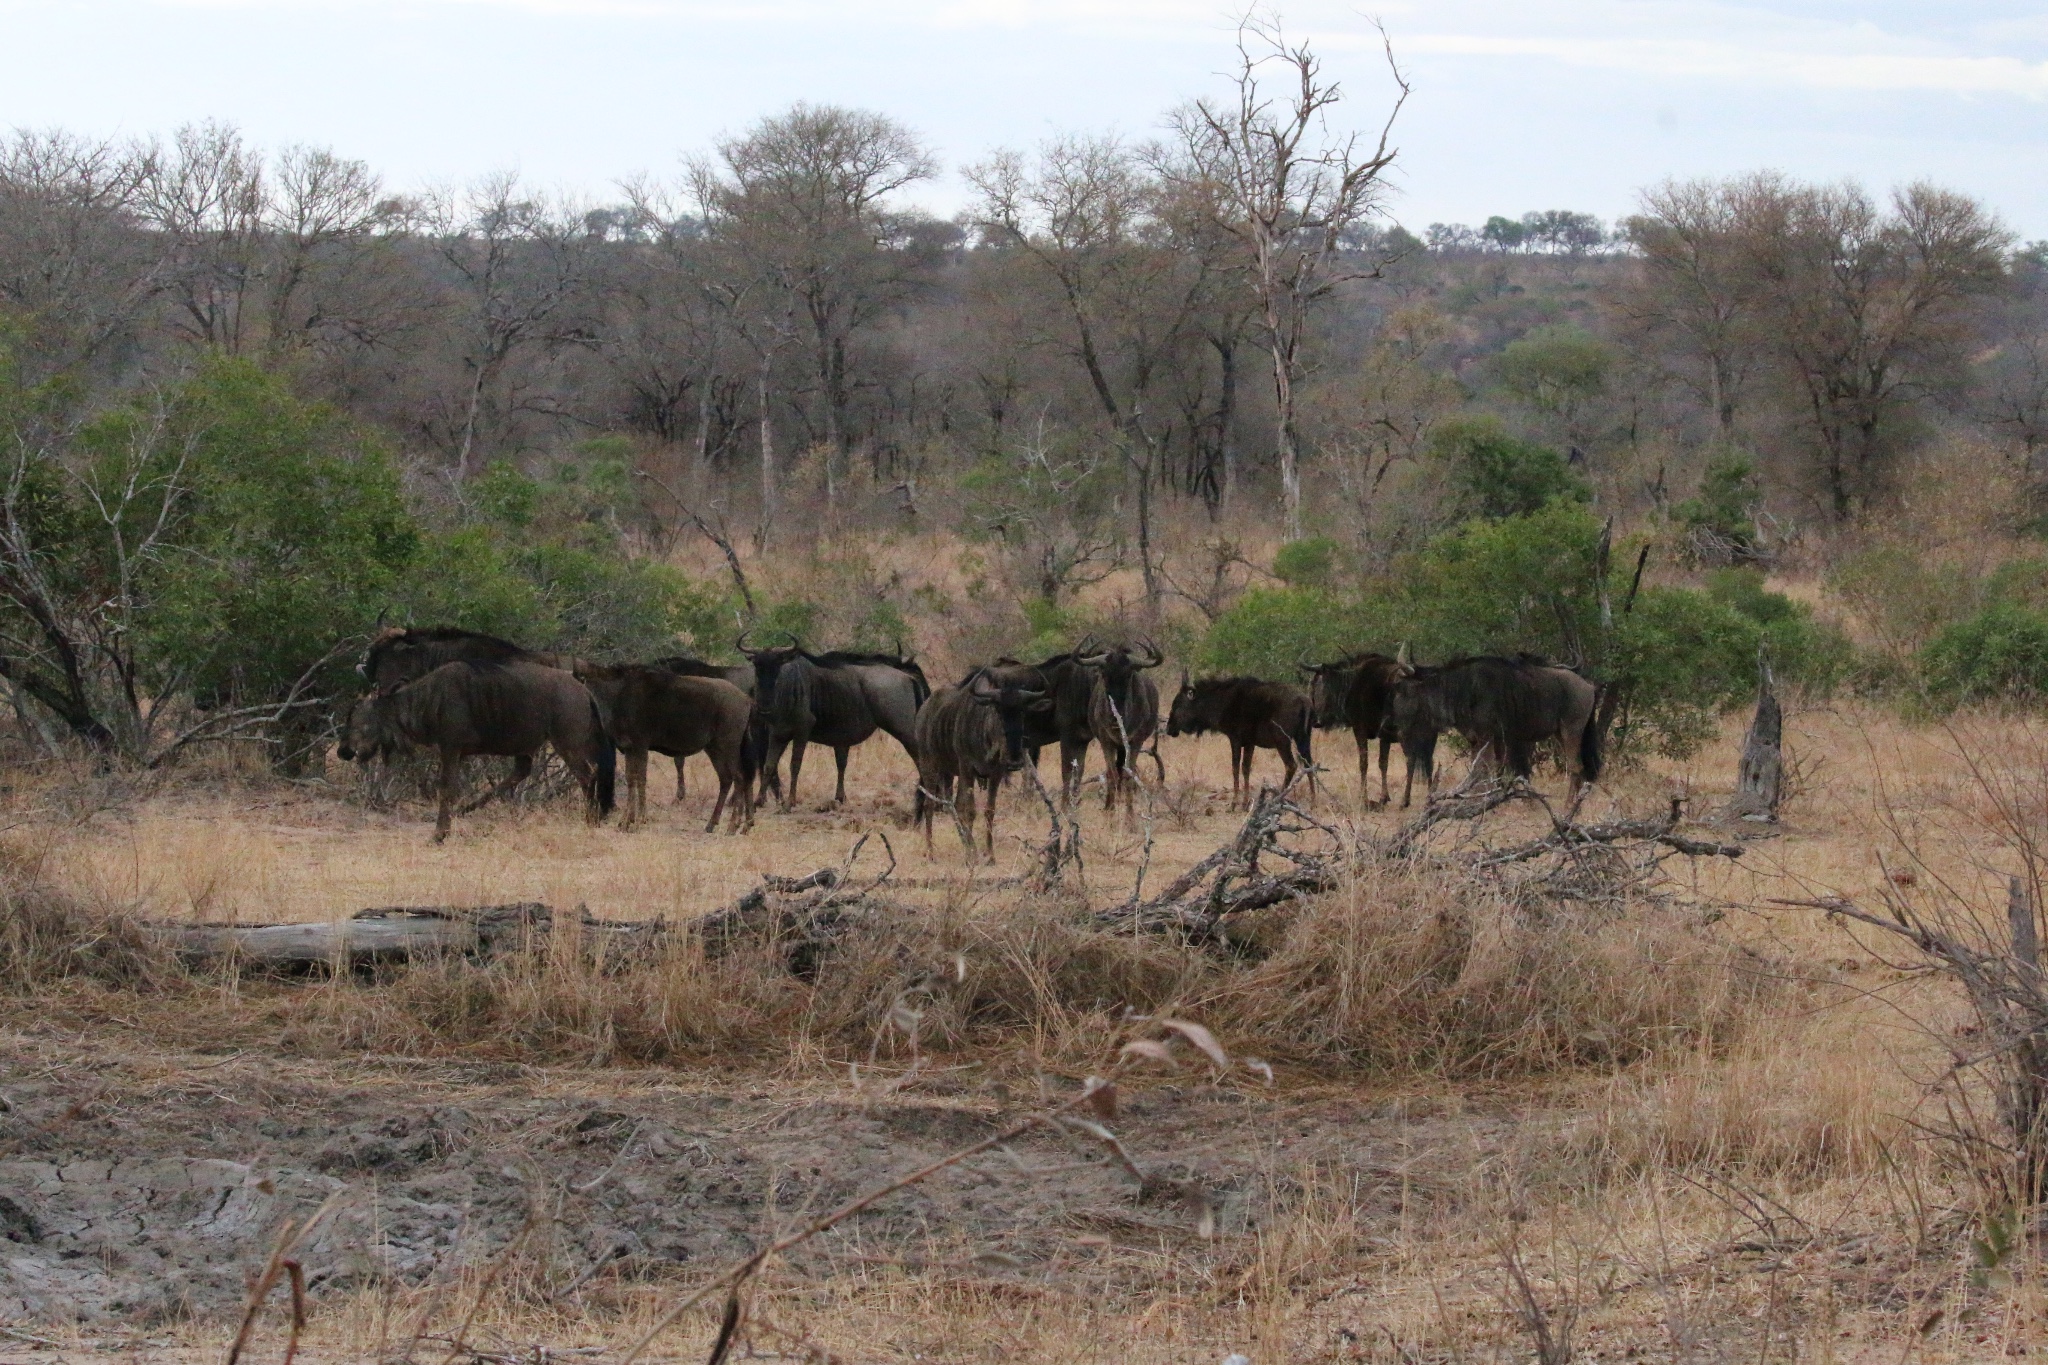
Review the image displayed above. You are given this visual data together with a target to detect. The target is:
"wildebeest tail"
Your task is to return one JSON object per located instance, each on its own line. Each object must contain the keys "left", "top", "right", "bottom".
{"left": 740, "top": 709, "right": 765, "bottom": 791}
{"left": 1579, "top": 691, "right": 1605, "bottom": 784}
{"left": 590, "top": 698, "right": 618, "bottom": 816}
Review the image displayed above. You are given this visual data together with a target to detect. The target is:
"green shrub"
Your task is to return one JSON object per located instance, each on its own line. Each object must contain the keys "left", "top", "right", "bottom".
{"left": 1827, "top": 546, "right": 1978, "bottom": 652}
{"left": 1248, "top": 505, "right": 1841, "bottom": 758}
{"left": 1674, "top": 450, "right": 1764, "bottom": 563}
{"left": 1427, "top": 416, "right": 1589, "bottom": 522}
{"left": 1921, "top": 603, "right": 2048, "bottom": 706}
{"left": 1198, "top": 587, "right": 1393, "bottom": 680}
{"left": 1272, "top": 536, "right": 1342, "bottom": 588}
{"left": 1706, "top": 567, "right": 1858, "bottom": 693}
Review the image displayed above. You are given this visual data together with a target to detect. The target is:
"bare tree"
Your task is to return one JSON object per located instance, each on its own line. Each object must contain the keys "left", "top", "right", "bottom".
{"left": 695, "top": 104, "right": 939, "bottom": 507}
{"left": 143, "top": 121, "right": 267, "bottom": 354}
{"left": 262, "top": 145, "right": 403, "bottom": 355}
{"left": 426, "top": 172, "right": 599, "bottom": 483}
{"left": 1624, "top": 176, "right": 1771, "bottom": 440}
{"left": 0, "top": 129, "right": 162, "bottom": 384}
{"left": 1745, "top": 180, "right": 2009, "bottom": 518}
{"left": 1167, "top": 13, "right": 1408, "bottom": 539}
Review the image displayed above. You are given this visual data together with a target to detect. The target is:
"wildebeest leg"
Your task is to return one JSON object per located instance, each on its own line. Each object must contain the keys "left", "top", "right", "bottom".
{"left": 785, "top": 739, "right": 808, "bottom": 810}
{"left": 953, "top": 777, "right": 978, "bottom": 862}
{"left": 981, "top": 773, "right": 1001, "bottom": 861}
{"left": 675, "top": 756, "right": 688, "bottom": 804}
{"left": 433, "top": 750, "right": 462, "bottom": 843}
{"left": 704, "top": 750, "right": 733, "bottom": 835}
{"left": 832, "top": 746, "right": 850, "bottom": 806}
{"left": 1277, "top": 734, "right": 1299, "bottom": 792}
{"left": 1060, "top": 740, "right": 1089, "bottom": 806}
{"left": 457, "top": 754, "right": 534, "bottom": 815}
{"left": 1377, "top": 734, "right": 1394, "bottom": 806}
{"left": 620, "top": 749, "right": 649, "bottom": 830}
{"left": 1403, "top": 730, "right": 1435, "bottom": 808}
{"left": 1227, "top": 740, "right": 1244, "bottom": 809}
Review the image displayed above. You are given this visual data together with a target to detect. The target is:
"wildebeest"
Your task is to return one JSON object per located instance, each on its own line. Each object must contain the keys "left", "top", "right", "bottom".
{"left": 574, "top": 663, "right": 755, "bottom": 833}
{"left": 913, "top": 668, "right": 1054, "bottom": 861}
{"left": 1165, "top": 674, "right": 1315, "bottom": 808}
{"left": 739, "top": 636, "right": 929, "bottom": 810}
{"left": 360, "top": 626, "right": 567, "bottom": 697}
{"left": 1302, "top": 652, "right": 1414, "bottom": 807}
{"left": 1075, "top": 640, "right": 1163, "bottom": 814}
{"left": 339, "top": 660, "right": 617, "bottom": 842}
{"left": 647, "top": 655, "right": 757, "bottom": 803}
{"left": 1390, "top": 654, "right": 1602, "bottom": 804}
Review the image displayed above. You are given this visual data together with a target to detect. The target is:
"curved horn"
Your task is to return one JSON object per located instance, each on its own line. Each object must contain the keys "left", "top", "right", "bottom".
{"left": 970, "top": 671, "right": 1000, "bottom": 700}
{"left": 1134, "top": 637, "right": 1164, "bottom": 668}
{"left": 1396, "top": 641, "right": 1411, "bottom": 668}
{"left": 735, "top": 627, "right": 756, "bottom": 657}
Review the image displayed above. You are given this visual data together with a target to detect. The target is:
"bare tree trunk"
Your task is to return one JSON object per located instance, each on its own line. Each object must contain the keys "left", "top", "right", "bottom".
{"left": 1214, "top": 334, "right": 1239, "bottom": 513}
{"left": 1270, "top": 340, "right": 1302, "bottom": 540}
{"left": 755, "top": 351, "right": 777, "bottom": 553}
{"left": 1729, "top": 650, "right": 1782, "bottom": 820}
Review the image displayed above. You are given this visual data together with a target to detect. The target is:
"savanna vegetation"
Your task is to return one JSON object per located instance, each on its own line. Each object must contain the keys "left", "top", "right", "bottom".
{"left": 8, "top": 18, "right": 2048, "bottom": 1364}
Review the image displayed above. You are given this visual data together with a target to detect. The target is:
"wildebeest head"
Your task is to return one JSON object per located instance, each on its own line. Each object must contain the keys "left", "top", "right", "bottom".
{"left": 1076, "top": 638, "right": 1163, "bottom": 710}
{"left": 969, "top": 670, "right": 1053, "bottom": 769}
{"left": 336, "top": 694, "right": 403, "bottom": 763}
{"left": 1166, "top": 671, "right": 1215, "bottom": 737}
{"left": 360, "top": 626, "right": 529, "bottom": 697}
{"left": 1299, "top": 658, "right": 1358, "bottom": 728}
{"left": 736, "top": 629, "right": 804, "bottom": 697}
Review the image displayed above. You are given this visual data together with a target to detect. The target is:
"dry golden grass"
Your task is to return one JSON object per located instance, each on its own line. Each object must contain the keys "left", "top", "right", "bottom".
{"left": 12, "top": 697, "right": 2048, "bottom": 1361}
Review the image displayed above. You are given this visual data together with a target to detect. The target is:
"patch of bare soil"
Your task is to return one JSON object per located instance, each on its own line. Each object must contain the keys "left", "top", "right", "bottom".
{"left": 0, "top": 1030, "right": 1490, "bottom": 1329}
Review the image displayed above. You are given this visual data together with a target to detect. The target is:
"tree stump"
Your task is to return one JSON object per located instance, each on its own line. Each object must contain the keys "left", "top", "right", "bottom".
{"left": 1728, "top": 651, "right": 1782, "bottom": 821}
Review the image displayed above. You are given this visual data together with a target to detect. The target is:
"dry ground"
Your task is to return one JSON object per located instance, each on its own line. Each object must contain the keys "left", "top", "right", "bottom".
{"left": 3, "top": 705, "right": 2047, "bottom": 1362}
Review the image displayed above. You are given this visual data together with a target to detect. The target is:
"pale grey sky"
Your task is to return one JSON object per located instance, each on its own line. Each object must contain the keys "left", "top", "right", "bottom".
{"left": 5, "top": 0, "right": 2046, "bottom": 235}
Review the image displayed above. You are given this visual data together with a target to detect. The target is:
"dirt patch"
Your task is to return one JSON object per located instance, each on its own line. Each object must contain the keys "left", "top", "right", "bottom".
{"left": 0, "top": 1031, "right": 1490, "bottom": 1327}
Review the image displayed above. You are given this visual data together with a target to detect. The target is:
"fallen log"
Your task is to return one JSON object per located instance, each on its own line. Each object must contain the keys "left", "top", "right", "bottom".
{"left": 155, "top": 903, "right": 654, "bottom": 970}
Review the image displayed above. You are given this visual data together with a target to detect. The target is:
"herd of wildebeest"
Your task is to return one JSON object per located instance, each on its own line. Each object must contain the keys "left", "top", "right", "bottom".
{"left": 336, "top": 626, "right": 1604, "bottom": 855}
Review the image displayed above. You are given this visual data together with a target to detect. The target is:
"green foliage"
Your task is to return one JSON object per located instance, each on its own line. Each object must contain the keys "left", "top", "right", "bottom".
{"left": 1198, "top": 588, "right": 1392, "bottom": 680}
{"left": 1674, "top": 450, "right": 1763, "bottom": 562}
{"left": 1706, "top": 568, "right": 1857, "bottom": 691}
{"left": 1921, "top": 603, "right": 2048, "bottom": 707}
{"left": 132, "top": 358, "right": 418, "bottom": 710}
{"left": 1208, "top": 504, "right": 1844, "bottom": 758}
{"left": 1272, "top": 536, "right": 1341, "bottom": 588}
{"left": 1497, "top": 324, "right": 1612, "bottom": 415}
{"left": 1428, "top": 417, "right": 1589, "bottom": 522}
{"left": 473, "top": 461, "right": 541, "bottom": 529}
{"left": 1827, "top": 546, "right": 1979, "bottom": 652}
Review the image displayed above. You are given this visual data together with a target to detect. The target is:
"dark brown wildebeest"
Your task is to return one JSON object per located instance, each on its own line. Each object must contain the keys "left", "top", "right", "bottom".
{"left": 1165, "top": 674, "right": 1315, "bottom": 809}
{"left": 647, "top": 655, "right": 757, "bottom": 804}
{"left": 573, "top": 663, "right": 755, "bottom": 833}
{"left": 1075, "top": 640, "right": 1163, "bottom": 814}
{"left": 1302, "top": 652, "right": 1414, "bottom": 807}
{"left": 339, "top": 661, "right": 617, "bottom": 842}
{"left": 360, "top": 626, "right": 567, "bottom": 697}
{"left": 739, "top": 635, "right": 929, "bottom": 810}
{"left": 913, "top": 668, "right": 1053, "bottom": 861}
{"left": 1390, "top": 654, "right": 1602, "bottom": 804}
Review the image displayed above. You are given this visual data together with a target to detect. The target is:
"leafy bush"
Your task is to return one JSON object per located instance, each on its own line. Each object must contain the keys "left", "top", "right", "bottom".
{"left": 1674, "top": 450, "right": 1764, "bottom": 564}
{"left": 1496, "top": 324, "right": 1613, "bottom": 417}
{"left": 1827, "top": 545, "right": 1979, "bottom": 652}
{"left": 1198, "top": 587, "right": 1393, "bottom": 679}
{"left": 1706, "top": 568, "right": 1857, "bottom": 693}
{"left": 1427, "top": 416, "right": 1589, "bottom": 522}
{"left": 1210, "top": 505, "right": 1842, "bottom": 758}
{"left": 1272, "top": 536, "right": 1341, "bottom": 588}
{"left": 1921, "top": 603, "right": 2048, "bottom": 706}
